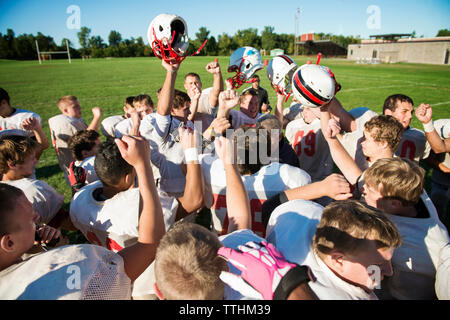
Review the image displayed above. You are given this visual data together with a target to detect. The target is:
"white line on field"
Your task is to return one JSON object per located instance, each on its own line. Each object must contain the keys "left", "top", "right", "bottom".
{"left": 341, "top": 84, "right": 417, "bottom": 92}
{"left": 430, "top": 101, "right": 450, "bottom": 106}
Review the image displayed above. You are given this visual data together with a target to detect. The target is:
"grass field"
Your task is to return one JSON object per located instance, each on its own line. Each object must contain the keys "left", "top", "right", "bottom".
{"left": 1, "top": 56, "right": 449, "bottom": 232}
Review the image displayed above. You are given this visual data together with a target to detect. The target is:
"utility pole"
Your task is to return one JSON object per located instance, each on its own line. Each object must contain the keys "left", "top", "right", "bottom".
{"left": 294, "top": 7, "right": 301, "bottom": 56}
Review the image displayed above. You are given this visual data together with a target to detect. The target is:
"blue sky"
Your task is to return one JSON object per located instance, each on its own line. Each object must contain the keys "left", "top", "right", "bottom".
{"left": 0, "top": 0, "right": 449, "bottom": 48}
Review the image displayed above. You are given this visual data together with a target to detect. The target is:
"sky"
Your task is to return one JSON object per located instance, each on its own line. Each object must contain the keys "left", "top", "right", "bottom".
{"left": 0, "top": 0, "right": 449, "bottom": 48}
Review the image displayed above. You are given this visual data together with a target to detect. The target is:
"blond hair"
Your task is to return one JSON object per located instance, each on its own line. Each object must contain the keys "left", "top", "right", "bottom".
{"left": 57, "top": 95, "right": 78, "bottom": 111}
{"left": 313, "top": 200, "right": 402, "bottom": 259}
{"left": 364, "top": 157, "right": 425, "bottom": 206}
{"left": 154, "top": 222, "right": 227, "bottom": 300}
{"left": 0, "top": 136, "right": 38, "bottom": 174}
{"left": 364, "top": 115, "right": 404, "bottom": 152}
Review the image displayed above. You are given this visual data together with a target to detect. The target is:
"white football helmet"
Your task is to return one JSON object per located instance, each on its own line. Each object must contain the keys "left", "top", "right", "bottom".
{"left": 266, "top": 54, "right": 298, "bottom": 96}
{"left": 227, "top": 46, "right": 264, "bottom": 89}
{"left": 147, "top": 13, "right": 189, "bottom": 64}
{"left": 291, "top": 64, "right": 338, "bottom": 108}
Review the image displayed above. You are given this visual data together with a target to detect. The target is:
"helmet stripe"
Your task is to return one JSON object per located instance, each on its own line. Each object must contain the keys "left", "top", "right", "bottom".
{"left": 293, "top": 70, "right": 328, "bottom": 106}
{"left": 279, "top": 55, "right": 294, "bottom": 64}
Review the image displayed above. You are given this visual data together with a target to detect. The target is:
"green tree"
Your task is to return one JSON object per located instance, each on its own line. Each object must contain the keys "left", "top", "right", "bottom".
{"left": 77, "top": 26, "right": 91, "bottom": 56}
{"left": 218, "top": 33, "right": 236, "bottom": 56}
{"left": 436, "top": 29, "right": 450, "bottom": 37}
{"left": 108, "top": 30, "right": 122, "bottom": 47}
{"left": 261, "top": 26, "right": 277, "bottom": 51}
{"left": 233, "top": 28, "right": 260, "bottom": 48}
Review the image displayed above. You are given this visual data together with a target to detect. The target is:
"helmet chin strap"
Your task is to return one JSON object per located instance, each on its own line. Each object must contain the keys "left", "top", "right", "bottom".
{"left": 151, "top": 29, "right": 207, "bottom": 64}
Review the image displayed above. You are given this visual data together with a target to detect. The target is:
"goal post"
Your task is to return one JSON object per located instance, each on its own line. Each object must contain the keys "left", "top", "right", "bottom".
{"left": 36, "top": 39, "right": 72, "bottom": 64}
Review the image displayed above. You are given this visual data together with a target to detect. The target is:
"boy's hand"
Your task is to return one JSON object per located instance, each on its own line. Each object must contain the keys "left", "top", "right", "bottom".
{"left": 162, "top": 59, "right": 180, "bottom": 73}
{"left": 21, "top": 117, "right": 40, "bottom": 131}
{"left": 415, "top": 103, "right": 432, "bottom": 124}
{"left": 206, "top": 59, "right": 221, "bottom": 75}
{"left": 115, "top": 135, "right": 150, "bottom": 168}
{"left": 92, "top": 107, "right": 103, "bottom": 118}
{"left": 219, "top": 89, "right": 239, "bottom": 111}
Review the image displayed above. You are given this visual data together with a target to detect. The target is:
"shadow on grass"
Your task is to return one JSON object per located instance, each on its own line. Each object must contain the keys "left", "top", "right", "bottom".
{"left": 35, "top": 163, "right": 63, "bottom": 179}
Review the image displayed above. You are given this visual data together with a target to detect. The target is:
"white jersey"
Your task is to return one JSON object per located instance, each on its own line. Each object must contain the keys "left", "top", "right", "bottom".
{"left": 283, "top": 102, "right": 303, "bottom": 123}
{"left": 219, "top": 229, "right": 266, "bottom": 300}
{"left": 75, "top": 156, "right": 98, "bottom": 184}
{"left": 431, "top": 119, "right": 450, "bottom": 186}
{"left": 341, "top": 107, "right": 378, "bottom": 161}
{"left": 379, "top": 192, "right": 450, "bottom": 300}
{"left": 113, "top": 117, "right": 135, "bottom": 138}
{"left": 285, "top": 117, "right": 333, "bottom": 182}
{"left": 200, "top": 154, "right": 311, "bottom": 237}
{"left": 140, "top": 113, "right": 193, "bottom": 197}
{"left": 0, "top": 108, "right": 42, "bottom": 138}
{"left": 266, "top": 199, "right": 378, "bottom": 300}
{"left": 230, "top": 109, "right": 263, "bottom": 129}
{"left": 101, "top": 115, "right": 125, "bottom": 139}
{"left": 192, "top": 87, "right": 217, "bottom": 133}
{"left": 1, "top": 178, "right": 64, "bottom": 224}
{"left": 69, "top": 180, "right": 178, "bottom": 297}
{"left": 435, "top": 243, "right": 450, "bottom": 300}
{"left": 395, "top": 126, "right": 431, "bottom": 163}
{"left": 0, "top": 244, "right": 131, "bottom": 300}
{"left": 48, "top": 114, "right": 88, "bottom": 179}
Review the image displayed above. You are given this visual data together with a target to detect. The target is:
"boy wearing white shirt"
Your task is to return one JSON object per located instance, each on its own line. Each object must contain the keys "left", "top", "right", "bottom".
{"left": 362, "top": 157, "right": 450, "bottom": 300}
{"left": 48, "top": 95, "right": 102, "bottom": 184}
{"left": 0, "top": 136, "right": 65, "bottom": 226}
{"left": 265, "top": 199, "right": 402, "bottom": 299}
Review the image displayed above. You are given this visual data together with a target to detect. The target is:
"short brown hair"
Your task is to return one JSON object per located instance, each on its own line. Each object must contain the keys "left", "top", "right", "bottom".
{"left": 364, "top": 157, "right": 425, "bottom": 206}
{"left": 382, "top": 94, "right": 414, "bottom": 114}
{"left": 184, "top": 72, "right": 201, "bottom": 82}
{"left": 68, "top": 130, "right": 100, "bottom": 161}
{"left": 0, "top": 136, "right": 38, "bottom": 174}
{"left": 313, "top": 200, "right": 402, "bottom": 259}
{"left": 154, "top": 222, "right": 227, "bottom": 300}
{"left": 57, "top": 95, "right": 78, "bottom": 111}
{"left": 364, "top": 115, "right": 404, "bottom": 152}
{"left": 133, "top": 94, "right": 153, "bottom": 107}
{"left": 232, "top": 124, "right": 272, "bottom": 175}
{"left": 239, "top": 88, "right": 258, "bottom": 104}
{"left": 0, "top": 184, "right": 25, "bottom": 236}
{"left": 173, "top": 89, "right": 190, "bottom": 110}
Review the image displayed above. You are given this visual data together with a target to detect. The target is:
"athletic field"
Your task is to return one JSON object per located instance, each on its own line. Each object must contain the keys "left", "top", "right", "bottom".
{"left": 1, "top": 56, "right": 449, "bottom": 229}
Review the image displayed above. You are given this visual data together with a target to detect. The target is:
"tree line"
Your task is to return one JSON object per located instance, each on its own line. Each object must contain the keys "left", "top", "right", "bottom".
{"left": 8, "top": 26, "right": 447, "bottom": 60}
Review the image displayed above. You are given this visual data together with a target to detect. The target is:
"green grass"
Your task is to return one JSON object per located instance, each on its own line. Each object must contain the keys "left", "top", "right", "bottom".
{"left": 1, "top": 56, "right": 449, "bottom": 231}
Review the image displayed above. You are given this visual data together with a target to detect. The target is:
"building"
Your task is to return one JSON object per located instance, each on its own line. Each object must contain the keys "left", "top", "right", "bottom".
{"left": 295, "top": 33, "right": 347, "bottom": 57}
{"left": 348, "top": 34, "right": 450, "bottom": 65}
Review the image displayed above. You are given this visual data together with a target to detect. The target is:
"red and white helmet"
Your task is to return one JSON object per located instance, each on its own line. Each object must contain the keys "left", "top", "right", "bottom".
{"left": 266, "top": 54, "right": 298, "bottom": 96}
{"left": 291, "top": 64, "right": 337, "bottom": 108}
{"left": 147, "top": 13, "right": 190, "bottom": 64}
{"left": 227, "top": 46, "right": 264, "bottom": 89}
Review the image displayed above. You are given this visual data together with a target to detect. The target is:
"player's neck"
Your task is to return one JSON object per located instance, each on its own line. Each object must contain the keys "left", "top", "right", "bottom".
{"left": 368, "top": 150, "right": 393, "bottom": 164}
{"left": 0, "top": 105, "right": 14, "bottom": 118}
{"left": 0, "top": 253, "right": 23, "bottom": 272}
{"left": 1, "top": 171, "right": 24, "bottom": 182}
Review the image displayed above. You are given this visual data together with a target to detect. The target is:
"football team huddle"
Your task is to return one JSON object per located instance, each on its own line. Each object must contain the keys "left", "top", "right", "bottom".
{"left": 0, "top": 13, "right": 448, "bottom": 300}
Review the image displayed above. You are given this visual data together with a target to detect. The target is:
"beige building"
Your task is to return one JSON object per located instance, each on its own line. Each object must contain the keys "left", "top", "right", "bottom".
{"left": 348, "top": 34, "right": 450, "bottom": 65}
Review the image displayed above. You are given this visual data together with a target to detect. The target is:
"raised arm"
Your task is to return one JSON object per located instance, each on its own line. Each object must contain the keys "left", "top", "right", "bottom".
{"left": 415, "top": 103, "right": 450, "bottom": 153}
{"left": 216, "top": 88, "right": 239, "bottom": 120}
{"left": 327, "top": 97, "right": 356, "bottom": 133}
{"left": 157, "top": 60, "right": 180, "bottom": 116}
{"left": 176, "top": 127, "right": 205, "bottom": 216}
{"left": 21, "top": 117, "right": 49, "bottom": 159}
{"left": 206, "top": 59, "right": 224, "bottom": 108}
{"left": 115, "top": 135, "right": 165, "bottom": 282}
{"left": 86, "top": 107, "right": 103, "bottom": 132}
{"left": 215, "top": 136, "right": 251, "bottom": 233}
{"left": 320, "top": 104, "right": 362, "bottom": 185}
{"left": 274, "top": 91, "right": 286, "bottom": 126}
